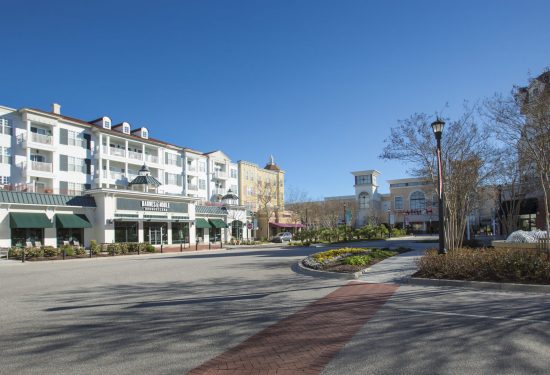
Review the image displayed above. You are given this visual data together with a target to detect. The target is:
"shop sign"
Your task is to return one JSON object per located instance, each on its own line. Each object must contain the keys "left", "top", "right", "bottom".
{"left": 141, "top": 200, "right": 170, "bottom": 212}
{"left": 247, "top": 222, "right": 253, "bottom": 229}
{"left": 117, "top": 198, "right": 187, "bottom": 213}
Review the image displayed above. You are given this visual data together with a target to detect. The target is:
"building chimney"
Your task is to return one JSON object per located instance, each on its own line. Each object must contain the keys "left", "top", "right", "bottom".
{"left": 52, "top": 103, "right": 61, "bottom": 114}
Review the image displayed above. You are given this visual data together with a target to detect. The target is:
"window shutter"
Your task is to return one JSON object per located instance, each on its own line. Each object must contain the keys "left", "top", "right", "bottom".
{"left": 59, "top": 129, "right": 68, "bottom": 145}
{"left": 177, "top": 156, "right": 182, "bottom": 167}
{"left": 177, "top": 175, "right": 182, "bottom": 186}
{"left": 85, "top": 159, "right": 91, "bottom": 174}
{"left": 165, "top": 172, "right": 169, "bottom": 184}
{"left": 165, "top": 153, "right": 169, "bottom": 165}
{"left": 83, "top": 133, "right": 91, "bottom": 150}
{"left": 59, "top": 155, "right": 68, "bottom": 171}
{"left": 59, "top": 181, "right": 68, "bottom": 195}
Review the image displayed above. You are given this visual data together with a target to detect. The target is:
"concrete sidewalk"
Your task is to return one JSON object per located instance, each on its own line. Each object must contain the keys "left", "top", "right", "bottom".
{"left": 358, "top": 245, "right": 427, "bottom": 284}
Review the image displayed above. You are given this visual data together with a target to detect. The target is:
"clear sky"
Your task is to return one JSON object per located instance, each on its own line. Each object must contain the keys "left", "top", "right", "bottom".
{"left": 2, "top": 0, "right": 549, "bottom": 198}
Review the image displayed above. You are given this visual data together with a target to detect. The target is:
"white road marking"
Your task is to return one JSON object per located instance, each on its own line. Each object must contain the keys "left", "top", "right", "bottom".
{"left": 398, "top": 308, "right": 550, "bottom": 324}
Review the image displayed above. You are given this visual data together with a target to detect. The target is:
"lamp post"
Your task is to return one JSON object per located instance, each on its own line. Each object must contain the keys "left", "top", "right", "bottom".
{"left": 431, "top": 118, "right": 446, "bottom": 254}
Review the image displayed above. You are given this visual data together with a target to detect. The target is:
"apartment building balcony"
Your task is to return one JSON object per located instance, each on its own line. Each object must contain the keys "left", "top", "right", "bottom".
{"left": 213, "top": 170, "right": 227, "bottom": 179}
{"left": 31, "top": 160, "right": 53, "bottom": 173}
{"left": 17, "top": 133, "right": 56, "bottom": 151}
{"left": 109, "top": 147, "right": 126, "bottom": 157}
{"left": 145, "top": 154, "right": 159, "bottom": 164}
{"left": 187, "top": 184, "right": 198, "bottom": 191}
{"left": 128, "top": 150, "right": 143, "bottom": 161}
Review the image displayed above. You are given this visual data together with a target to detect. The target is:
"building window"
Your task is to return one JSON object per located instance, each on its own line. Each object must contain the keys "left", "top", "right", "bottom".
{"left": 359, "top": 192, "right": 369, "bottom": 209}
{"left": 166, "top": 172, "right": 182, "bottom": 186}
{"left": 68, "top": 131, "right": 85, "bottom": 147}
{"left": 123, "top": 125, "right": 130, "bottom": 134}
{"left": 355, "top": 175, "right": 372, "bottom": 185}
{"left": 68, "top": 156, "right": 85, "bottom": 173}
{"left": 0, "top": 118, "right": 12, "bottom": 135}
{"left": 142, "top": 129, "right": 148, "bottom": 139}
{"left": 231, "top": 169, "right": 237, "bottom": 178}
{"left": 0, "top": 147, "right": 11, "bottom": 164}
{"left": 395, "top": 196, "right": 403, "bottom": 210}
{"left": 0, "top": 176, "right": 10, "bottom": 185}
{"left": 166, "top": 153, "right": 180, "bottom": 166}
{"left": 199, "top": 161, "right": 206, "bottom": 172}
{"left": 104, "top": 120, "right": 111, "bottom": 129}
{"left": 410, "top": 191, "right": 426, "bottom": 211}
{"left": 114, "top": 221, "right": 138, "bottom": 243}
{"left": 198, "top": 179, "right": 206, "bottom": 190}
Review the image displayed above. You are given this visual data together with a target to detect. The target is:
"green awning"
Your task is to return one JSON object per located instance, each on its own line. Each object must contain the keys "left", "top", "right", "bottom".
{"left": 55, "top": 214, "right": 92, "bottom": 228}
{"left": 195, "top": 218, "right": 212, "bottom": 229}
{"left": 209, "top": 219, "right": 228, "bottom": 228}
{"left": 10, "top": 213, "right": 53, "bottom": 228}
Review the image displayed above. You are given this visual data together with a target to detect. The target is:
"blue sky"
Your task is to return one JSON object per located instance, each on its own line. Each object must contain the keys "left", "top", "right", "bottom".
{"left": 2, "top": 0, "right": 549, "bottom": 198}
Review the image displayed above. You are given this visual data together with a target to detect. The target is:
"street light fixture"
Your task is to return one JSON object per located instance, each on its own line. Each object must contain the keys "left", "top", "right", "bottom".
{"left": 431, "top": 118, "right": 447, "bottom": 254}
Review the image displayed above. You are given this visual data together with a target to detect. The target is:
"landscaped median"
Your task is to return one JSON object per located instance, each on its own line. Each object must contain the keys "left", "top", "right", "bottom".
{"left": 410, "top": 247, "right": 550, "bottom": 293}
{"left": 297, "top": 247, "right": 410, "bottom": 279}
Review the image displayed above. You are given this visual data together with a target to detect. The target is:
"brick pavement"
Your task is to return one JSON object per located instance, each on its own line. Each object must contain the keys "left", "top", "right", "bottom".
{"left": 187, "top": 282, "right": 398, "bottom": 375}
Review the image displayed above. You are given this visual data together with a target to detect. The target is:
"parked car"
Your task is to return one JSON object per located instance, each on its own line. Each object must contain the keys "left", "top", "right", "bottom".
{"left": 272, "top": 232, "right": 293, "bottom": 243}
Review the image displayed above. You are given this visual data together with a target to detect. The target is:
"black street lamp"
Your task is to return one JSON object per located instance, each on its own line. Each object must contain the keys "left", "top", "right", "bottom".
{"left": 387, "top": 209, "right": 391, "bottom": 238}
{"left": 431, "top": 118, "right": 447, "bottom": 254}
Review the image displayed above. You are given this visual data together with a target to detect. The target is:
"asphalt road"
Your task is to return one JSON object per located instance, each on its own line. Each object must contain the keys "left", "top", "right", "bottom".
{"left": 1, "top": 240, "right": 549, "bottom": 375}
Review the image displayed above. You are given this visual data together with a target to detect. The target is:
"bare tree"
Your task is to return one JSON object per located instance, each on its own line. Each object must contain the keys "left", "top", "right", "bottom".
{"left": 380, "top": 108, "right": 496, "bottom": 250}
{"left": 484, "top": 73, "right": 550, "bottom": 231}
{"left": 256, "top": 178, "right": 278, "bottom": 239}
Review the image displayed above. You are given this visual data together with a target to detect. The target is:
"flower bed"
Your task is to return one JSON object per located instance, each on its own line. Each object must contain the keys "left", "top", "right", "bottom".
{"left": 302, "top": 247, "right": 402, "bottom": 273}
{"left": 415, "top": 248, "right": 550, "bottom": 284}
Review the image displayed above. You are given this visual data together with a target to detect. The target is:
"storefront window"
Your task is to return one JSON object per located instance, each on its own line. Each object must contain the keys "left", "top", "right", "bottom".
{"left": 172, "top": 222, "right": 190, "bottom": 243}
{"left": 57, "top": 228, "right": 83, "bottom": 247}
{"left": 114, "top": 221, "right": 138, "bottom": 243}
{"left": 144, "top": 222, "right": 167, "bottom": 245}
{"left": 231, "top": 221, "right": 243, "bottom": 240}
{"left": 211, "top": 228, "right": 221, "bottom": 242}
{"left": 11, "top": 228, "right": 44, "bottom": 247}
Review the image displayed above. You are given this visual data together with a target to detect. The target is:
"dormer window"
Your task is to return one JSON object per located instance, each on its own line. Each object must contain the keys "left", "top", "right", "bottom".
{"left": 141, "top": 128, "right": 148, "bottom": 139}
{"left": 104, "top": 120, "right": 111, "bottom": 129}
{"left": 123, "top": 124, "right": 130, "bottom": 134}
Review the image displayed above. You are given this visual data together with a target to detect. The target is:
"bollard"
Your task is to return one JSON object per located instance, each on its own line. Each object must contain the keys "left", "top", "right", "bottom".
{"left": 196, "top": 241, "right": 198, "bottom": 251}
{"left": 63, "top": 248, "right": 66, "bottom": 260}
{"left": 138, "top": 246, "right": 140, "bottom": 256}
{"left": 220, "top": 240, "right": 222, "bottom": 249}
{"left": 209, "top": 241, "right": 211, "bottom": 250}
{"left": 180, "top": 242, "right": 183, "bottom": 252}
{"left": 22, "top": 248, "right": 25, "bottom": 263}
{"left": 89, "top": 247, "right": 92, "bottom": 258}
{"left": 161, "top": 243, "right": 163, "bottom": 253}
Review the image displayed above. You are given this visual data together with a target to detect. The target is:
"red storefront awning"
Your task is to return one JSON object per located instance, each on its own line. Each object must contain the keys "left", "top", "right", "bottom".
{"left": 269, "top": 222, "right": 305, "bottom": 228}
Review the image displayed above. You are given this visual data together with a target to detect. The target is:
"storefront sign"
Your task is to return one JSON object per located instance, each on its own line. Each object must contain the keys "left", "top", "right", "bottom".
{"left": 141, "top": 200, "right": 170, "bottom": 212}
{"left": 116, "top": 198, "right": 187, "bottom": 213}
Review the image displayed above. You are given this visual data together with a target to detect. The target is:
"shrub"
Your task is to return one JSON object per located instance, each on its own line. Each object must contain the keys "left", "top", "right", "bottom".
{"left": 90, "top": 240, "right": 101, "bottom": 255}
{"left": 9, "top": 247, "right": 21, "bottom": 258}
{"left": 343, "top": 254, "right": 373, "bottom": 266}
{"left": 146, "top": 244, "right": 156, "bottom": 253}
{"left": 42, "top": 246, "right": 58, "bottom": 257}
{"left": 60, "top": 245, "right": 75, "bottom": 256}
{"left": 74, "top": 247, "right": 86, "bottom": 256}
{"left": 416, "top": 247, "right": 550, "bottom": 284}
{"left": 106, "top": 243, "right": 121, "bottom": 255}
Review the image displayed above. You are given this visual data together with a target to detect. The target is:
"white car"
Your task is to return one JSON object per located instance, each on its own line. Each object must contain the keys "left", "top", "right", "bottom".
{"left": 272, "top": 232, "right": 293, "bottom": 243}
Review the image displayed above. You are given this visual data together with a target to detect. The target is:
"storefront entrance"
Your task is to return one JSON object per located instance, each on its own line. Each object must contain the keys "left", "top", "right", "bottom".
{"left": 144, "top": 222, "right": 168, "bottom": 245}
{"left": 172, "top": 222, "right": 190, "bottom": 244}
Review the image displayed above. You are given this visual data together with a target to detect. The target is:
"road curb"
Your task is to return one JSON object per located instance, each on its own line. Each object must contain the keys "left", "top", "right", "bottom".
{"left": 407, "top": 277, "right": 550, "bottom": 294}
{"left": 291, "top": 261, "right": 369, "bottom": 280}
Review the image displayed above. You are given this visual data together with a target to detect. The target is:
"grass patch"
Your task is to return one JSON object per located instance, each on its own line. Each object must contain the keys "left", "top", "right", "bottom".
{"left": 416, "top": 247, "right": 550, "bottom": 284}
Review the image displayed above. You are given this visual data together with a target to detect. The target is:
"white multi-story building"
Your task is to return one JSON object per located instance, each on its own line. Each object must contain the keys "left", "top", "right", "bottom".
{"left": 0, "top": 103, "right": 252, "bottom": 248}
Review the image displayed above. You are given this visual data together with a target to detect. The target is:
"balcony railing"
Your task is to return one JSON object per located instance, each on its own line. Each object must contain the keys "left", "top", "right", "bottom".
{"left": 187, "top": 165, "right": 197, "bottom": 172}
{"left": 30, "top": 132, "right": 53, "bottom": 145}
{"left": 213, "top": 170, "right": 227, "bottom": 179}
{"left": 110, "top": 147, "right": 126, "bottom": 157}
{"left": 187, "top": 184, "right": 198, "bottom": 191}
{"left": 128, "top": 150, "right": 143, "bottom": 160}
{"left": 145, "top": 154, "right": 159, "bottom": 164}
{"left": 30, "top": 161, "right": 53, "bottom": 172}
{"left": 109, "top": 171, "right": 125, "bottom": 180}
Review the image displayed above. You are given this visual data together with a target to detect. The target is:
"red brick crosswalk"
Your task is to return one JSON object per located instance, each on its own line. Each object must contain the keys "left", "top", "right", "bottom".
{"left": 187, "top": 282, "right": 398, "bottom": 375}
